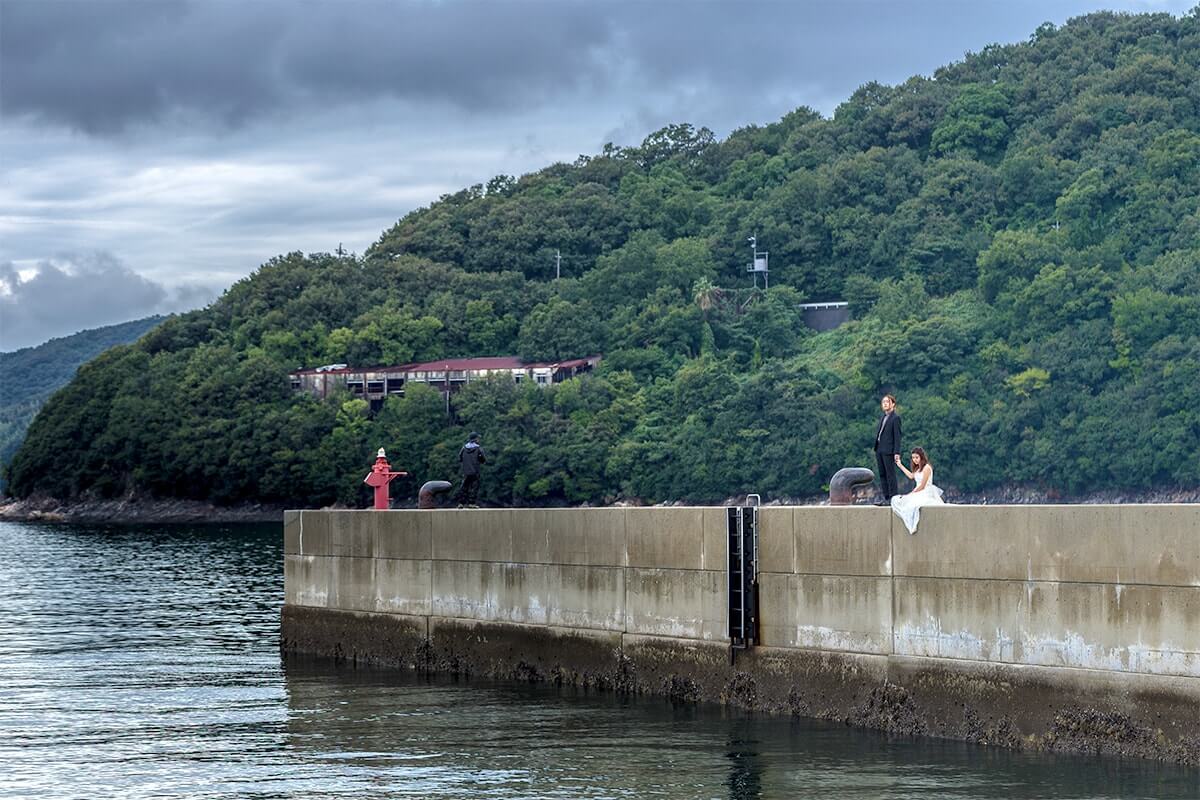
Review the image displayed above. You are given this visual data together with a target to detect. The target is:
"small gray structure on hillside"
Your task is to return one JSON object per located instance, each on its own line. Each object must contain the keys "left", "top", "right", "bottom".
{"left": 798, "top": 301, "right": 850, "bottom": 331}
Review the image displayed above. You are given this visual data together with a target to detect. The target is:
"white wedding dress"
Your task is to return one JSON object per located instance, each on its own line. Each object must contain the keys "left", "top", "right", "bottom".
{"left": 890, "top": 467, "right": 945, "bottom": 534}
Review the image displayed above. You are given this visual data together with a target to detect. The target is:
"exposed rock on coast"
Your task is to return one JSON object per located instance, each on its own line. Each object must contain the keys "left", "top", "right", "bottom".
{"left": 3, "top": 484, "right": 1196, "bottom": 524}
{"left": 0, "top": 494, "right": 285, "bottom": 524}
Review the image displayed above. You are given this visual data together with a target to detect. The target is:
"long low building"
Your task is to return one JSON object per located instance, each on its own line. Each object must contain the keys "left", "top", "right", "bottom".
{"left": 289, "top": 355, "right": 601, "bottom": 403}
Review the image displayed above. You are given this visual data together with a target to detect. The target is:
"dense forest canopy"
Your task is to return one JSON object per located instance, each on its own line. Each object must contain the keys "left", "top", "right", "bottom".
{"left": 6, "top": 10, "right": 1199, "bottom": 506}
{"left": 0, "top": 316, "right": 164, "bottom": 486}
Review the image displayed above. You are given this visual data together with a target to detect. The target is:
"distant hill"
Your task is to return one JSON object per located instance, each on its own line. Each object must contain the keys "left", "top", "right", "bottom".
{"left": 0, "top": 316, "right": 165, "bottom": 483}
{"left": 5, "top": 10, "right": 1199, "bottom": 507}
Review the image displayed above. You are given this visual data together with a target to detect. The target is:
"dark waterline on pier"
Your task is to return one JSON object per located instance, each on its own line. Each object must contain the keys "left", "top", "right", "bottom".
{"left": 0, "top": 520, "right": 1195, "bottom": 799}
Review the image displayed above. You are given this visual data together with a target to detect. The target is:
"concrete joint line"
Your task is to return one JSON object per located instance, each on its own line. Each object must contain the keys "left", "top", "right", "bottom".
{"left": 890, "top": 514, "right": 897, "bottom": 658}
{"left": 886, "top": 651, "right": 1200, "bottom": 681}
{"left": 622, "top": 509, "right": 629, "bottom": 633}
{"left": 895, "top": 574, "right": 1198, "bottom": 590}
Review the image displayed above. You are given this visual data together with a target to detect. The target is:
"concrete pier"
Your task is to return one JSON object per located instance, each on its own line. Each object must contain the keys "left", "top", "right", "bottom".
{"left": 281, "top": 505, "right": 1200, "bottom": 764}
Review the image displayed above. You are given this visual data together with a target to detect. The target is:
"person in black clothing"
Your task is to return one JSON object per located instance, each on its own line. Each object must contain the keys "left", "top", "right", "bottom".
{"left": 455, "top": 432, "right": 487, "bottom": 508}
{"left": 873, "top": 394, "right": 902, "bottom": 505}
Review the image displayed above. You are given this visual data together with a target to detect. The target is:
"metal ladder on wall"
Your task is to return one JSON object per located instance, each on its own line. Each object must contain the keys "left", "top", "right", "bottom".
{"left": 727, "top": 494, "right": 760, "bottom": 663}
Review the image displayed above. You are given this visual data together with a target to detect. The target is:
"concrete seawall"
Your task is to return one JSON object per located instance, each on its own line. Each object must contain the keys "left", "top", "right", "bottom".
{"left": 281, "top": 505, "right": 1200, "bottom": 764}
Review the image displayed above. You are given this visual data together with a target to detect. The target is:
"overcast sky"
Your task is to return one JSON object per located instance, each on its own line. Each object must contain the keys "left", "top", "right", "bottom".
{"left": 1, "top": 0, "right": 1193, "bottom": 351}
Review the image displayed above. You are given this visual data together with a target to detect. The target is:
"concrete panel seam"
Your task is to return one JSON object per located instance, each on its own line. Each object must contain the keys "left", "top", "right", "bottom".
{"left": 895, "top": 574, "right": 1200, "bottom": 590}
{"left": 284, "top": 604, "right": 429, "bottom": 624}
{"left": 428, "top": 557, "right": 639, "bottom": 569}
{"left": 781, "top": 569, "right": 895, "bottom": 577}
{"left": 619, "top": 565, "right": 729, "bottom": 574}
{"left": 431, "top": 615, "right": 628, "bottom": 637}
{"left": 890, "top": 512, "right": 897, "bottom": 658}
{"left": 884, "top": 652, "right": 1200, "bottom": 683}
{"left": 367, "top": 555, "right": 444, "bottom": 562}
{"left": 622, "top": 515, "right": 628, "bottom": 633}
{"left": 887, "top": 510, "right": 895, "bottom": 578}
{"left": 622, "top": 507, "right": 629, "bottom": 568}
{"left": 614, "top": 629, "right": 731, "bottom": 646}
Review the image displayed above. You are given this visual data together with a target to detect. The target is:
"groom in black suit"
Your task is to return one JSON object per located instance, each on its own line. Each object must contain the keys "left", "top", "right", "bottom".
{"left": 873, "top": 394, "right": 902, "bottom": 505}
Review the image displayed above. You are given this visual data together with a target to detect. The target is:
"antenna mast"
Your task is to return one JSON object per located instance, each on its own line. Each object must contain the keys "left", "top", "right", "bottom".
{"left": 747, "top": 235, "right": 769, "bottom": 289}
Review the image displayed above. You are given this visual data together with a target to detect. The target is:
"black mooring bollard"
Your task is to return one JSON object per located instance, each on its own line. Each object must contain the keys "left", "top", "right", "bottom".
{"left": 418, "top": 480, "right": 454, "bottom": 509}
{"left": 829, "top": 467, "right": 876, "bottom": 505}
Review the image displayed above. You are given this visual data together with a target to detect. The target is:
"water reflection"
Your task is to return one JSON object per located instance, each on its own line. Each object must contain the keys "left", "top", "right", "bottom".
{"left": 280, "top": 661, "right": 1199, "bottom": 800}
{"left": 725, "top": 734, "right": 763, "bottom": 799}
{"left": 0, "top": 519, "right": 1196, "bottom": 800}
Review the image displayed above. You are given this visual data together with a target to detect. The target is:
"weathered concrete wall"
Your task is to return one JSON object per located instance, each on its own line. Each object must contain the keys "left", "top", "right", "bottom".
{"left": 281, "top": 504, "right": 1200, "bottom": 764}
{"left": 893, "top": 505, "right": 1200, "bottom": 676}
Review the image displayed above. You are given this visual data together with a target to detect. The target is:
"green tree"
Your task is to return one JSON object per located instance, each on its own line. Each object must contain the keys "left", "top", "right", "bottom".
{"left": 931, "top": 84, "right": 1012, "bottom": 159}
{"left": 517, "top": 298, "right": 604, "bottom": 361}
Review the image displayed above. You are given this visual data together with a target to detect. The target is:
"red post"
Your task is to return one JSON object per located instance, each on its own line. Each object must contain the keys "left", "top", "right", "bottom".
{"left": 363, "top": 448, "right": 408, "bottom": 510}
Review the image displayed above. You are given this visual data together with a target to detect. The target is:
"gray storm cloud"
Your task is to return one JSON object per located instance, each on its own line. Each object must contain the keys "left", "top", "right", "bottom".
{"left": 0, "top": 253, "right": 216, "bottom": 352}
{"left": 2, "top": 0, "right": 619, "bottom": 133}
{"left": 0, "top": 0, "right": 1124, "bottom": 135}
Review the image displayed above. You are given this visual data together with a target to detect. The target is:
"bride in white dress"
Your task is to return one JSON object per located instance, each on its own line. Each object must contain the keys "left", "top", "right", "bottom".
{"left": 890, "top": 447, "right": 945, "bottom": 534}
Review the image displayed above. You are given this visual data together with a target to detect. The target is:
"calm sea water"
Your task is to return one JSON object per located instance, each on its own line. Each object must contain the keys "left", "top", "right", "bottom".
{"left": 0, "top": 519, "right": 1196, "bottom": 800}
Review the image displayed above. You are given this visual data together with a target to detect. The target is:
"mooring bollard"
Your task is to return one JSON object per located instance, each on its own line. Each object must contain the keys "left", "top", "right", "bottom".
{"left": 829, "top": 467, "right": 876, "bottom": 505}
{"left": 363, "top": 448, "right": 408, "bottom": 509}
{"left": 418, "top": 480, "right": 454, "bottom": 509}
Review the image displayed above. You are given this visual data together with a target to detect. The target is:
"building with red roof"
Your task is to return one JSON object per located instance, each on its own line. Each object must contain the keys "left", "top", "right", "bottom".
{"left": 289, "top": 355, "right": 601, "bottom": 405}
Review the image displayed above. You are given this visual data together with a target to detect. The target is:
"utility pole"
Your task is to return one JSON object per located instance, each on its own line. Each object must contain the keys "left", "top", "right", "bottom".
{"left": 555, "top": 249, "right": 562, "bottom": 280}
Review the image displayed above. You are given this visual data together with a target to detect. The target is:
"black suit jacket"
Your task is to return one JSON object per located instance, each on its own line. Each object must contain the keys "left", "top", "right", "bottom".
{"left": 874, "top": 412, "right": 901, "bottom": 455}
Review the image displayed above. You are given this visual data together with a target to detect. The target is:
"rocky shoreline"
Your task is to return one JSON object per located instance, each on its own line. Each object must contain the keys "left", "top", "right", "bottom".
{"left": 2, "top": 483, "right": 1197, "bottom": 525}
{"left": 943, "top": 484, "right": 1200, "bottom": 505}
{"left": 0, "top": 494, "right": 286, "bottom": 524}
{"left": 753, "top": 484, "right": 1200, "bottom": 507}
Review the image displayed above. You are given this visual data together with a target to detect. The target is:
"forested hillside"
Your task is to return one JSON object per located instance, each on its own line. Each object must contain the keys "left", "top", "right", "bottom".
{"left": 0, "top": 316, "right": 164, "bottom": 483}
{"left": 5, "top": 10, "right": 1199, "bottom": 507}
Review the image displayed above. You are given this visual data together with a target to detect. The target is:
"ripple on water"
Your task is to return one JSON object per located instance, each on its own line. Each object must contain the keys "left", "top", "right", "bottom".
{"left": 0, "top": 519, "right": 1197, "bottom": 800}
